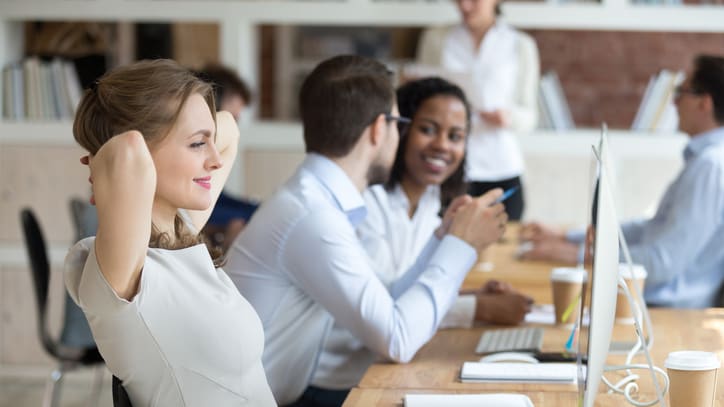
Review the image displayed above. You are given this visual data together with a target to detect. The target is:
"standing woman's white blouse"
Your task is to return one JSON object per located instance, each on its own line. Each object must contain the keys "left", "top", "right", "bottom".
{"left": 65, "top": 237, "right": 276, "bottom": 407}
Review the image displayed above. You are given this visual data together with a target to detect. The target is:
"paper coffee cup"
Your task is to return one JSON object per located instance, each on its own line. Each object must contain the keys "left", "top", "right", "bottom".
{"left": 665, "top": 350, "right": 720, "bottom": 407}
{"left": 551, "top": 268, "right": 586, "bottom": 326}
{"left": 616, "top": 264, "right": 647, "bottom": 324}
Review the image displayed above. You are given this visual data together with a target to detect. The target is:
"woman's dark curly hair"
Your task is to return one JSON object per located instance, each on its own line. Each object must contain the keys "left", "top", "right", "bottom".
{"left": 386, "top": 77, "right": 471, "bottom": 209}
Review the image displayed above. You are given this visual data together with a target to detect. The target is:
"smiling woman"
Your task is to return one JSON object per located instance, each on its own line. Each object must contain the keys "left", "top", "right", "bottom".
{"left": 63, "top": 59, "right": 276, "bottom": 406}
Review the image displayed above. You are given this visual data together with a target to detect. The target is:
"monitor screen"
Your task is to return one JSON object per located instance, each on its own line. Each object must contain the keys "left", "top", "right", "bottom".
{"left": 576, "top": 129, "right": 620, "bottom": 407}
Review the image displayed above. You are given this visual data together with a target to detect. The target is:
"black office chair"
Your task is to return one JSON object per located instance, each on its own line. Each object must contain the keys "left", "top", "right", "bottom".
{"left": 19, "top": 208, "right": 105, "bottom": 407}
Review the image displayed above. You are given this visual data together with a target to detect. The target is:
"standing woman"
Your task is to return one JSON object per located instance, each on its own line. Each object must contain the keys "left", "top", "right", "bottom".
{"left": 417, "top": 0, "right": 540, "bottom": 220}
{"left": 64, "top": 59, "right": 275, "bottom": 406}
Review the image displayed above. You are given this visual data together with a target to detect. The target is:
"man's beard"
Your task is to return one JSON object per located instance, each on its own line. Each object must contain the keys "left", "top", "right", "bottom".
{"left": 366, "top": 162, "right": 391, "bottom": 186}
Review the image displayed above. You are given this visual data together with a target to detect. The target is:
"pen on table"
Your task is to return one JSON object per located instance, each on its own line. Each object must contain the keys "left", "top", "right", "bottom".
{"left": 491, "top": 186, "right": 519, "bottom": 205}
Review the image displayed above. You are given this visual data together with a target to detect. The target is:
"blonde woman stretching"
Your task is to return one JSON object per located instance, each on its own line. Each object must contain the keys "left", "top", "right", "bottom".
{"left": 64, "top": 59, "right": 275, "bottom": 406}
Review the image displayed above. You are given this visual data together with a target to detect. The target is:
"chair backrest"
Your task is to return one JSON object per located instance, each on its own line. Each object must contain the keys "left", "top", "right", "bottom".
{"left": 112, "top": 376, "right": 133, "bottom": 407}
{"left": 62, "top": 198, "right": 98, "bottom": 348}
{"left": 19, "top": 208, "right": 56, "bottom": 356}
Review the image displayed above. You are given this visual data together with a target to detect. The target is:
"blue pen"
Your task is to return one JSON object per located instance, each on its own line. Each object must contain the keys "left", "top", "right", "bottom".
{"left": 492, "top": 186, "right": 519, "bottom": 205}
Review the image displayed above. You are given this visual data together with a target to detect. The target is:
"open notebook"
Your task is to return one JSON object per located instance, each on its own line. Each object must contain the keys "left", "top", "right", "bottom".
{"left": 405, "top": 394, "right": 534, "bottom": 407}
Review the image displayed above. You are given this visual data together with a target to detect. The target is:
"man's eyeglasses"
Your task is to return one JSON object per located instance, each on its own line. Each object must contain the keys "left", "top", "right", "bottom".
{"left": 384, "top": 113, "right": 411, "bottom": 125}
{"left": 384, "top": 113, "right": 412, "bottom": 133}
{"left": 674, "top": 85, "right": 704, "bottom": 98}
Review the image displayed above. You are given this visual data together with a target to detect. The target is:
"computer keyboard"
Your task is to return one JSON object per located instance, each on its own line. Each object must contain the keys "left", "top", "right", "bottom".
{"left": 460, "top": 361, "right": 578, "bottom": 383}
{"left": 475, "top": 327, "right": 544, "bottom": 354}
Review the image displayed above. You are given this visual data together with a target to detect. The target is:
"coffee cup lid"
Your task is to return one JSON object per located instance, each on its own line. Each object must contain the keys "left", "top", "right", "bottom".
{"left": 551, "top": 267, "right": 587, "bottom": 283}
{"left": 618, "top": 264, "right": 647, "bottom": 279}
{"left": 665, "top": 351, "right": 720, "bottom": 371}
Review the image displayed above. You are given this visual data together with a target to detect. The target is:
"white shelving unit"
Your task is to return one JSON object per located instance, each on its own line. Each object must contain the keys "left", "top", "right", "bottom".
{"left": 2, "top": 0, "right": 723, "bottom": 121}
{"left": 0, "top": 0, "right": 719, "bottom": 192}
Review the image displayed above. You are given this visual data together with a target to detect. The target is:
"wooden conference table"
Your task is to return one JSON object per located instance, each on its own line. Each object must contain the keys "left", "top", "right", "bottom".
{"left": 343, "top": 224, "right": 724, "bottom": 406}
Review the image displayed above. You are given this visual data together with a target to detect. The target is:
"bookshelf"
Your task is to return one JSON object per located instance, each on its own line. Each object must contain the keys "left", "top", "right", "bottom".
{"left": 2, "top": 0, "right": 724, "bottom": 120}
{"left": 3, "top": 0, "right": 723, "bottom": 122}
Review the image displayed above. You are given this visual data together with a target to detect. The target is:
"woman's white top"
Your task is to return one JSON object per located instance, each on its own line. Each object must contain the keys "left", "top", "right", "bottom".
{"left": 417, "top": 21, "right": 540, "bottom": 182}
{"left": 64, "top": 237, "right": 276, "bottom": 407}
{"left": 311, "top": 184, "right": 475, "bottom": 389}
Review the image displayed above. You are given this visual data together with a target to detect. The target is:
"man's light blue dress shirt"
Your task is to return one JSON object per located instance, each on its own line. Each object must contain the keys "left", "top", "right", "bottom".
{"left": 225, "top": 154, "right": 477, "bottom": 404}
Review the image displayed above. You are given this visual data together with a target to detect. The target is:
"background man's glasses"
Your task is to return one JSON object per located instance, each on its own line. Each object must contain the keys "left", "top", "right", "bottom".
{"left": 674, "top": 86, "right": 704, "bottom": 98}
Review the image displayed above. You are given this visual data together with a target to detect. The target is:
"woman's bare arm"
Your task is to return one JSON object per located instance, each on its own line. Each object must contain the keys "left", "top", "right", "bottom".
{"left": 90, "top": 131, "right": 156, "bottom": 300}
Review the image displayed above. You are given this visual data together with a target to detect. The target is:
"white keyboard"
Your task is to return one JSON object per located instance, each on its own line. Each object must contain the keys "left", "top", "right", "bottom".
{"left": 460, "top": 361, "right": 578, "bottom": 383}
{"left": 475, "top": 327, "right": 544, "bottom": 354}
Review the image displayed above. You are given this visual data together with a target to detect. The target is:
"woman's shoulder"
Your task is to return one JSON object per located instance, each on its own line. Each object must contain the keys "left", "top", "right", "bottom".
{"left": 64, "top": 237, "right": 96, "bottom": 304}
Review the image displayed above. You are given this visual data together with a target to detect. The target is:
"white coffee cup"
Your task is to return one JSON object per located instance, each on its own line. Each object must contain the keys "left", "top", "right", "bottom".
{"left": 616, "top": 263, "right": 648, "bottom": 324}
{"left": 550, "top": 267, "right": 587, "bottom": 326}
{"left": 665, "top": 350, "right": 720, "bottom": 407}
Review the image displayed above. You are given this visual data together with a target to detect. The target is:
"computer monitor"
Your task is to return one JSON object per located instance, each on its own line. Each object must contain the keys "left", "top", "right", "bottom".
{"left": 576, "top": 129, "right": 620, "bottom": 407}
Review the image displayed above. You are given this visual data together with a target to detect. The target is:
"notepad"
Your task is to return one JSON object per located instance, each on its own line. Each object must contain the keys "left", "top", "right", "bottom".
{"left": 460, "top": 361, "right": 578, "bottom": 383}
{"left": 405, "top": 393, "right": 534, "bottom": 407}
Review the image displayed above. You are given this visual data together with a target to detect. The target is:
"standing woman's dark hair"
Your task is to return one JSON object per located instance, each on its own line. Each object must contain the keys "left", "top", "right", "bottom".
{"left": 388, "top": 77, "right": 472, "bottom": 208}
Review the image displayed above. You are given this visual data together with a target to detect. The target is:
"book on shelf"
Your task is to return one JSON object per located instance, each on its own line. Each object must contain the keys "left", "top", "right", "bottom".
{"left": 631, "top": 69, "right": 683, "bottom": 133}
{"left": 2, "top": 57, "right": 83, "bottom": 121}
{"left": 2, "top": 65, "right": 21, "bottom": 120}
{"left": 538, "top": 70, "right": 574, "bottom": 131}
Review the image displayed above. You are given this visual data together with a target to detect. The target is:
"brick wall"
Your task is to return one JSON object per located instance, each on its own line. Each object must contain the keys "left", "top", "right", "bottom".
{"left": 527, "top": 30, "right": 724, "bottom": 128}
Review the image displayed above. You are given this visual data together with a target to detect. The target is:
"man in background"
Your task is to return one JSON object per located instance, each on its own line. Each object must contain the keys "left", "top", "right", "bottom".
{"left": 521, "top": 54, "right": 724, "bottom": 308}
